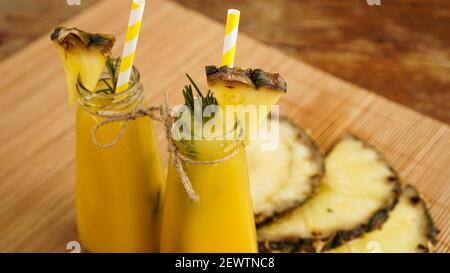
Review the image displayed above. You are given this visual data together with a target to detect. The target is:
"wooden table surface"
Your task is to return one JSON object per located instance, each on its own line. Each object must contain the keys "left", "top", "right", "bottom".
{"left": 0, "top": 0, "right": 448, "bottom": 252}
{"left": 0, "top": 0, "right": 449, "bottom": 123}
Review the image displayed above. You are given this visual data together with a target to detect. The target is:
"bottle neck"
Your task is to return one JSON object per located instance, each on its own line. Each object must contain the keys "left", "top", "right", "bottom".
{"left": 173, "top": 115, "right": 244, "bottom": 161}
{"left": 76, "top": 66, "right": 143, "bottom": 115}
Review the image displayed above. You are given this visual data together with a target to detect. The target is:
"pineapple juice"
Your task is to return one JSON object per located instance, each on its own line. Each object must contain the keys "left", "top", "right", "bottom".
{"left": 76, "top": 67, "right": 165, "bottom": 252}
{"left": 160, "top": 117, "right": 257, "bottom": 252}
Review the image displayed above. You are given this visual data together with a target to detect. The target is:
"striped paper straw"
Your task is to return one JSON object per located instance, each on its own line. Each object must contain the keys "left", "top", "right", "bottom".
{"left": 116, "top": 0, "right": 146, "bottom": 93}
{"left": 221, "top": 9, "right": 240, "bottom": 67}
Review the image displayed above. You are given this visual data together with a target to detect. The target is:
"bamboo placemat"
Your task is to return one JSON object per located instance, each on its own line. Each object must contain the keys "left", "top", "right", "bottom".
{"left": 0, "top": 0, "right": 448, "bottom": 252}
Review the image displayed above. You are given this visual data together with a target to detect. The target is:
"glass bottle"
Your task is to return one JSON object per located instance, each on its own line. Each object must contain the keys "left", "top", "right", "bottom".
{"left": 76, "top": 66, "right": 165, "bottom": 252}
{"left": 160, "top": 118, "right": 257, "bottom": 252}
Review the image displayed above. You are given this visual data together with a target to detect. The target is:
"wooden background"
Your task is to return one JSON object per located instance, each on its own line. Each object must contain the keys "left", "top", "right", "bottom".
{"left": 0, "top": 0, "right": 449, "bottom": 123}
{"left": 0, "top": 0, "right": 448, "bottom": 253}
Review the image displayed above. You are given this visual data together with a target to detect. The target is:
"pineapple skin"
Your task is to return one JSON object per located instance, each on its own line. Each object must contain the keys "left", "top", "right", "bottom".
{"left": 51, "top": 27, "right": 115, "bottom": 52}
{"left": 206, "top": 65, "right": 287, "bottom": 92}
{"left": 328, "top": 185, "right": 439, "bottom": 253}
{"left": 258, "top": 134, "right": 402, "bottom": 253}
{"left": 206, "top": 65, "right": 286, "bottom": 108}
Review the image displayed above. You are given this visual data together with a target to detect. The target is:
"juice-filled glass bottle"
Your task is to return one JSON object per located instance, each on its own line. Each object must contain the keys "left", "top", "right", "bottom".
{"left": 160, "top": 122, "right": 257, "bottom": 253}
{"left": 76, "top": 66, "right": 165, "bottom": 252}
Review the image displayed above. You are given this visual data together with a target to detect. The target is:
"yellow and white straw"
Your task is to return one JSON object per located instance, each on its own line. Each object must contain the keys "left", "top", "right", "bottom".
{"left": 116, "top": 0, "right": 146, "bottom": 93}
{"left": 221, "top": 9, "right": 240, "bottom": 67}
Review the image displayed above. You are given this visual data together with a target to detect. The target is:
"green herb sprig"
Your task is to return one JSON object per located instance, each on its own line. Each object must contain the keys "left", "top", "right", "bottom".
{"left": 94, "top": 56, "right": 120, "bottom": 94}
{"left": 182, "top": 73, "right": 218, "bottom": 113}
{"left": 177, "top": 74, "right": 220, "bottom": 151}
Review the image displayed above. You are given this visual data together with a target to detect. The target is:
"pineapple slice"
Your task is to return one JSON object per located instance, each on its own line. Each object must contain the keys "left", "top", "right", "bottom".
{"left": 247, "top": 118, "right": 324, "bottom": 226}
{"left": 328, "top": 185, "right": 439, "bottom": 253}
{"left": 206, "top": 66, "right": 287, "bottom": 108}
{"left": 51, "top": 26, "right": 115, "bottom": 104}
{"left": 206, "top": 66, "right": 287, "bottom": 140}
{"left": 258, "top": 135, "right": 401, "bottom": 252}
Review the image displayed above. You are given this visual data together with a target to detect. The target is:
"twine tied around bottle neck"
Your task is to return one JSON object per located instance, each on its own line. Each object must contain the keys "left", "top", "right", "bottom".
{"left": 91, "top": 93, "right": 243, "bottom": 202}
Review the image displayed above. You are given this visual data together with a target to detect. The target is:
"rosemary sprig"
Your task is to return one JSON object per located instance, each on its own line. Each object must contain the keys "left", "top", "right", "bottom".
{"left": 177, "top": 74, "right": 220, "bottom": 152}
{"left": 100, "top": 79, "right": 113, "bottom": 91}
{"left": 76, "top": 57, "right": 120, "bottom": 94}
{"left": 182, "top": 84, "right": 196, "bottom": 111}
{"left": 95, "top": 88, "right": 112, "bottom": 94}
{"left": 186, "top": 73, "right": 204, "bottom": 98}
{"left": 97, "top": 56, "right": 120, "bottom": 94}
{"left": 182, "top": 73, "right": 218, "bottom": 113}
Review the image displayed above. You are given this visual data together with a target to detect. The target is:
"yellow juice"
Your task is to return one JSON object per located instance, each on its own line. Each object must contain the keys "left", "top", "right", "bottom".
{"left": 160, "top": 127, "right": 257, "bottom": 253}
{"left": 75, "top": 68, "right": 165, "bottom": 252}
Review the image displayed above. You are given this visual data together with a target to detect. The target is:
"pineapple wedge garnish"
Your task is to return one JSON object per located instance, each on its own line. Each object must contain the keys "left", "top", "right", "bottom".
{"left": 206, "top": 66, "right": 287, "bottom": 140}
{"left": 258, "top": 135, "right": 401, "bottom": 253}
{"left": 206, "top": 66, "right": 287, "bottom": 108}
{"left": 51, "top": 27, "right": 115, "bottom": 104}
{"left": 328, "top": 185, "right": 439, "bottom": 253}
